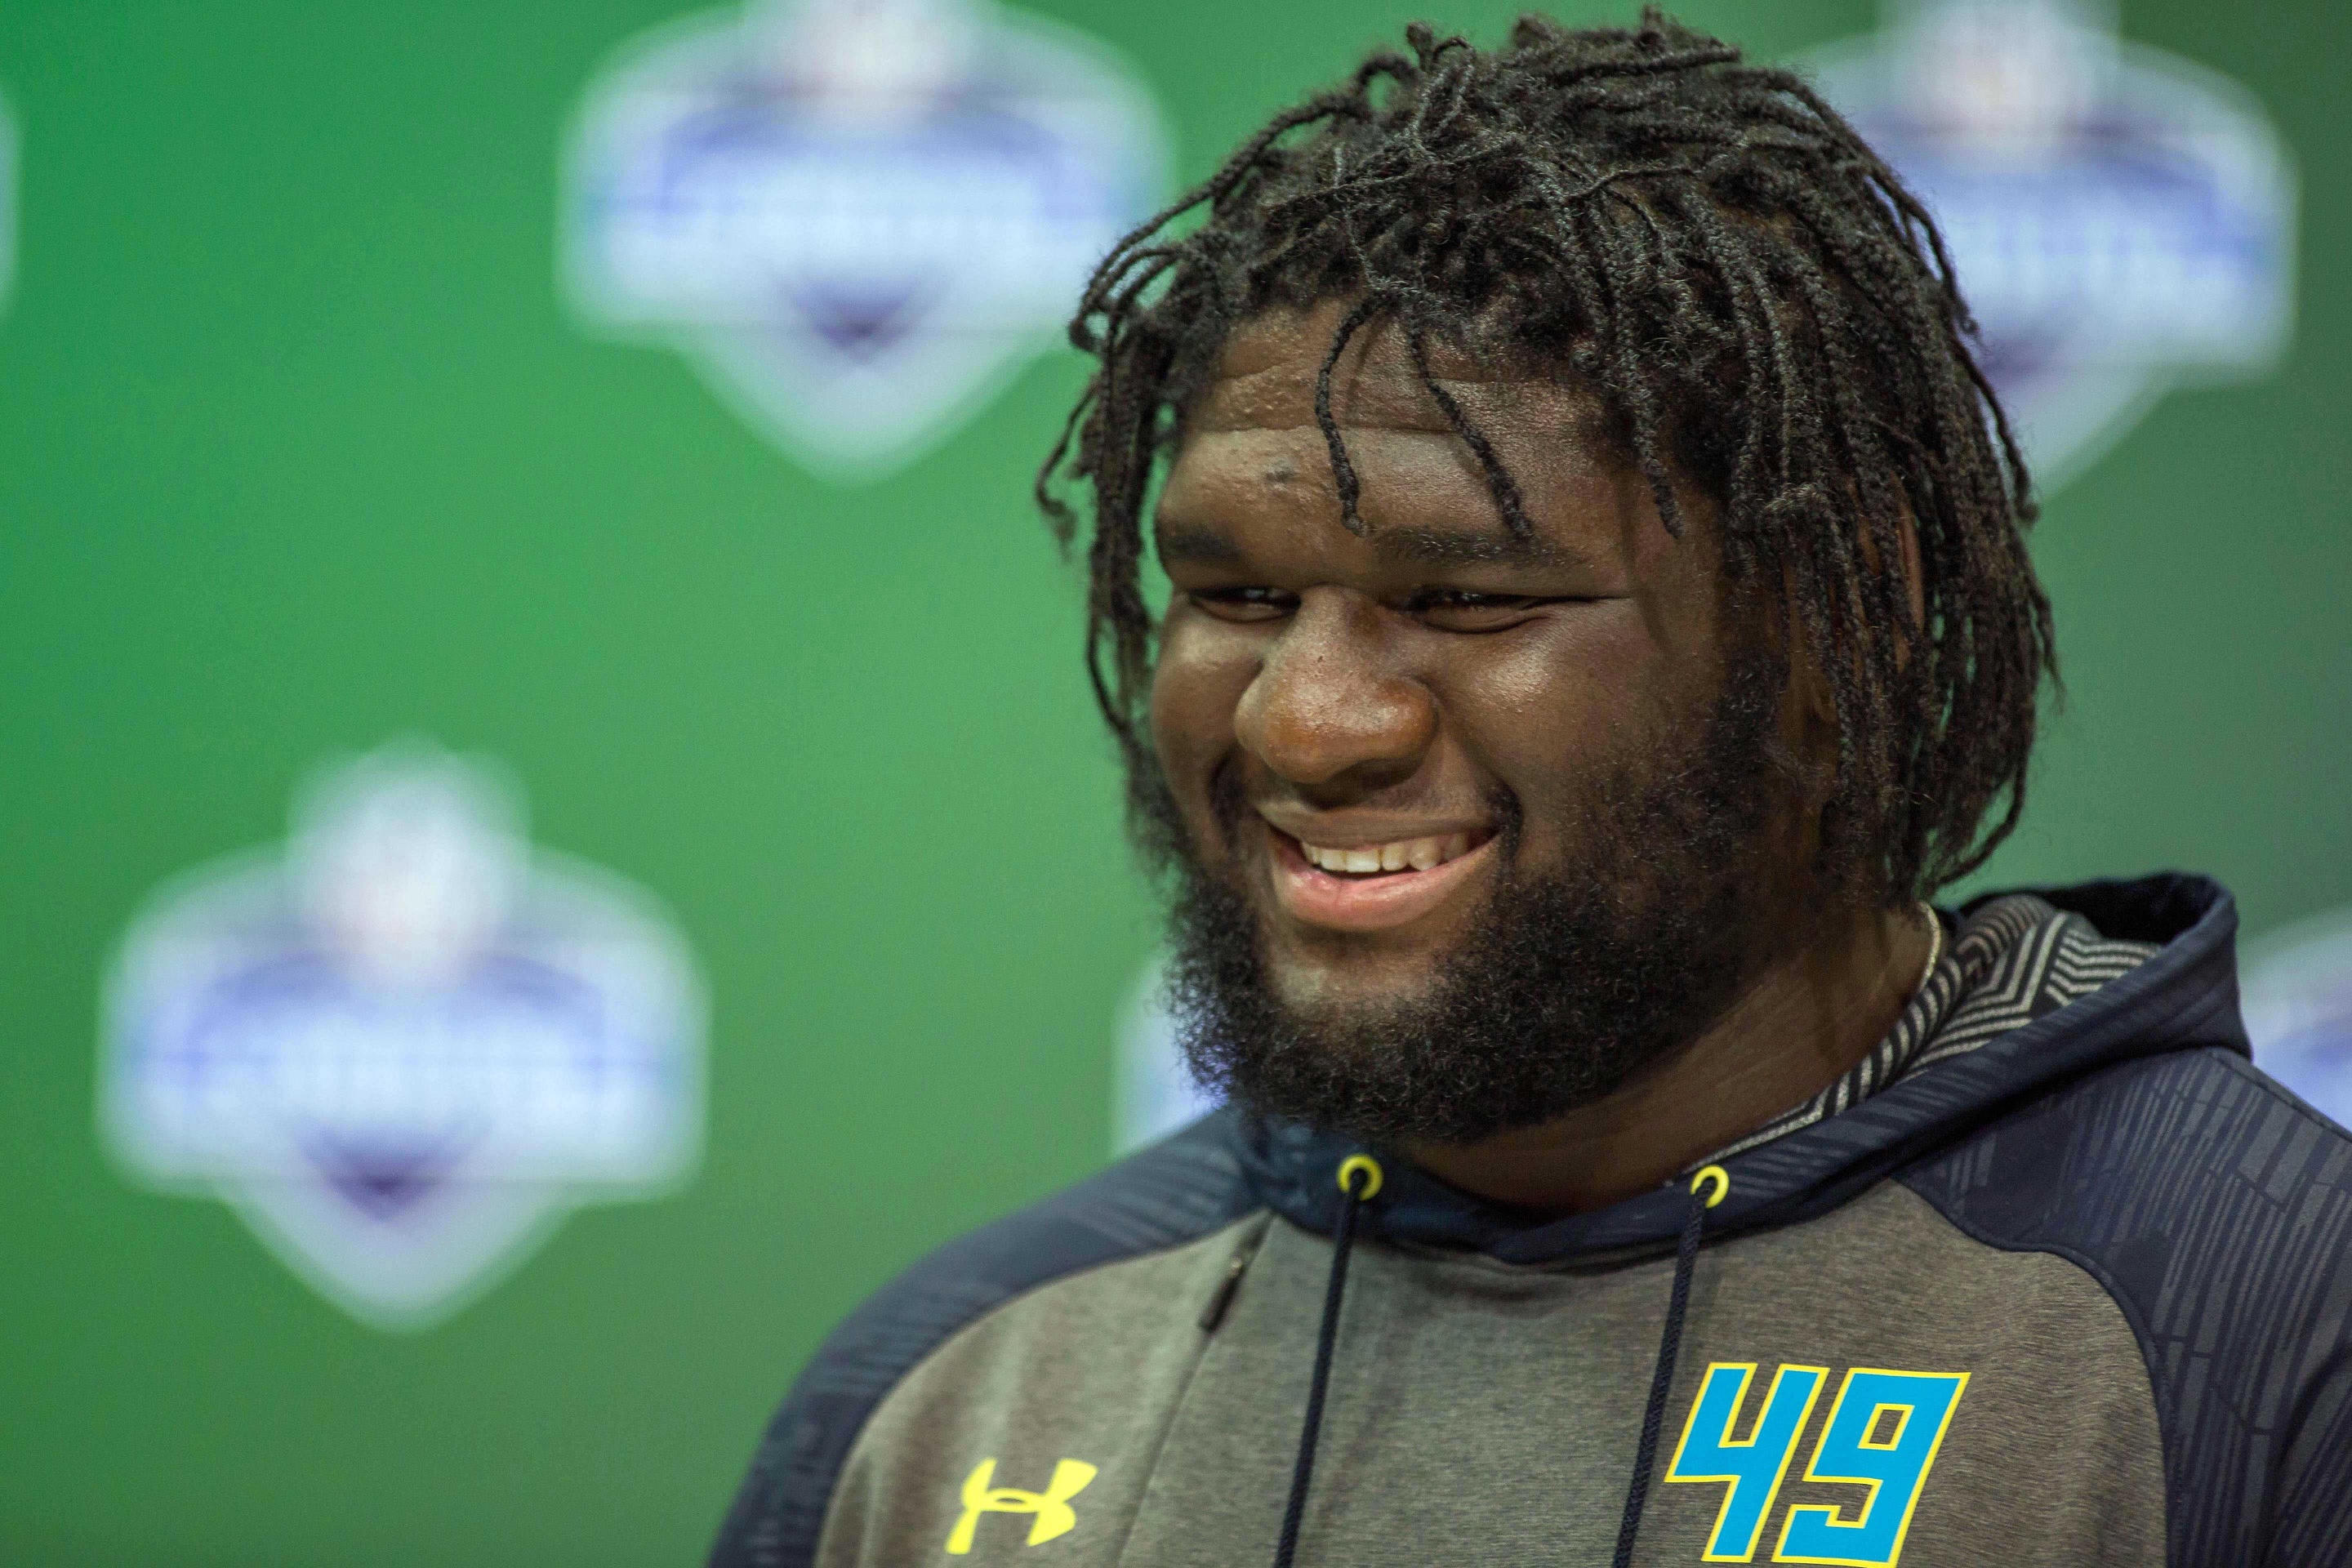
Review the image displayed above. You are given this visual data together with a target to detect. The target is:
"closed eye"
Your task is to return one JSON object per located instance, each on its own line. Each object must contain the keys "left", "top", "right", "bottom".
{"left": 1184, "top": 586, "right": 1587, "bottom": 630}
{"left": 1401, "top": 588, "right": 1577, "bottom": 630}
{"left": 1187, "top": 586, "right": 1298, "bottom": 622}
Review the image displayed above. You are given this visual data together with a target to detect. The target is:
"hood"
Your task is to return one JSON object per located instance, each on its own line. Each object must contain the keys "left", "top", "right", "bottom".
{"left": 1227, "top": 872, "right": 2247, "bottom": 1265}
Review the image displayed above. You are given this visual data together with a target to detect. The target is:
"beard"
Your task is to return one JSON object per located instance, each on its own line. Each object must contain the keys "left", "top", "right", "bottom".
{"left": 1154, "top": 653, "right": 1794, "bottom": 1148}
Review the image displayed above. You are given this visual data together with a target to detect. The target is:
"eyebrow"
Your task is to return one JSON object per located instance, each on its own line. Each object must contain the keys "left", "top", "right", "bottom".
{"left": 1153, "top": 519, "right": 1579, "bottom": 568}
{"left": 1370, "top": 524, "right": 1571, "bottom": 567}
{"left": 1152, "top": 522, "right": 1243, "bottom": 564}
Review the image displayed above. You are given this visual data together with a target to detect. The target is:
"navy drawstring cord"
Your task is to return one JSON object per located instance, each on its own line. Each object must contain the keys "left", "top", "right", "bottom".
{"left": 1611, "top": 1164, "right": 1729, "bottom": 1568}
{"left": 1272, "top": 1154, "right": 1383, "bottom": 1568}
{"left": 1269, "top": 1156, "right": 1722, "bottom": 1568}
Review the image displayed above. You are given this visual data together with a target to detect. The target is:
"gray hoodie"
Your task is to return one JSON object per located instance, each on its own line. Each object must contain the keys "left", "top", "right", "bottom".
{"left": 712, "top": 876, "right": 2352, "bottom": 1567}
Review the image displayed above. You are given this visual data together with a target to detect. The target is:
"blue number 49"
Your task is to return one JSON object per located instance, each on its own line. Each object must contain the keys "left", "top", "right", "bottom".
{"left": 1665, "top": 1361, "right": 1970, "bottom": 1566}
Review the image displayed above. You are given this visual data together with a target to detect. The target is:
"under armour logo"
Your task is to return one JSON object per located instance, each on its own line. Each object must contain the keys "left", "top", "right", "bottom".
{"left": 947, "top": 1457, "right": 1098, "bottom": 1554}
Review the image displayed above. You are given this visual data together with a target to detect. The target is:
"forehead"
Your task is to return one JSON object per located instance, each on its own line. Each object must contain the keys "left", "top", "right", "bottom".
{"left": 1185, "top": 302, "right": 1599, "bottom": 445}
{"left": 1159, "top": 302, "right": 1677, "bottom": 569}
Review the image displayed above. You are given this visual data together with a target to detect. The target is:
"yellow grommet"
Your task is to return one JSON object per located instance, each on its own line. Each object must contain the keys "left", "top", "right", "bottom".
{"left": 1690, "top": 1165, "right": 1731, "bottom": 1209}
{"left": 1337, "top": 1154, "right": 1385, "bottom": 1202}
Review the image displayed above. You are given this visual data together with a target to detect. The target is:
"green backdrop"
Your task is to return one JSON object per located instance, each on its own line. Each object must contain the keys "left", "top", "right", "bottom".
{"left": 1, "top": 2, "right": 2343, "bottom": 1563}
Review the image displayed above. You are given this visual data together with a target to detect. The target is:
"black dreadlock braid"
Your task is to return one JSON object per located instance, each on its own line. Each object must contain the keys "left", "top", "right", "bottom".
{"left": 1037, "top": 9, "right": 2056, "bottom": 903}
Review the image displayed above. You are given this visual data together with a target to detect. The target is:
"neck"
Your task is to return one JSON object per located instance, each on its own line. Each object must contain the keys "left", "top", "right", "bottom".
{"left": 1402, "top": 901, "right": 1933, "bottom": 1218}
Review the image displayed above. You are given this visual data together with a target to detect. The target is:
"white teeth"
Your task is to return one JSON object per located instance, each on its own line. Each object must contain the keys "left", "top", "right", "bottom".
{"left": 1301, "top": 834, "right": 1478, "bottom": 875}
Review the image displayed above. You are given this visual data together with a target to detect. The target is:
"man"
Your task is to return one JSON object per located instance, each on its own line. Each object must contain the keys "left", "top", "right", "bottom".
{"left": 712, "top": 15, "right": 2352, "bottom": 1566}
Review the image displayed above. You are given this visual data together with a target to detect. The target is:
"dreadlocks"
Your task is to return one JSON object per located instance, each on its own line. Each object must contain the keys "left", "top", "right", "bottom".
{"left": 1037, "top": 9, "right": 2056, "bottom": 902}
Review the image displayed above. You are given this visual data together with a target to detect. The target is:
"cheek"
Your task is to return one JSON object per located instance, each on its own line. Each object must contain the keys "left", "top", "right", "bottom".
{"left": 1148, "top": 618, "right": 1261, "bottom": 808}
{"left": 1443, "top": 608, "right": 1675, "bottom": 850}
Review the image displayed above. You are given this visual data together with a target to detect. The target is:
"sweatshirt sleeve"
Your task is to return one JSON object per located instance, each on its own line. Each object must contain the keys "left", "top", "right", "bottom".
{"left": 1903, "top": 1047, "right": 2352, "bottom": 1567}
{"left": 2267, "top": 1339, "right": 2352, "bottom": 1564}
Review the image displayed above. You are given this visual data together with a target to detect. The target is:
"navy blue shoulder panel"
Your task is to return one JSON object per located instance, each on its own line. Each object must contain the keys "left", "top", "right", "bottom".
{"left": 1900, "top": 1048, "right": 2352, "bottom": 1567}
{"left": 707, "top": 1111, "right": 1258, "bottom": 1568}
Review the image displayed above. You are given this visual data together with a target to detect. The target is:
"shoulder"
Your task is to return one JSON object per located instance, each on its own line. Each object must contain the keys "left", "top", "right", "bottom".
{"left": 707, "top": 1110, "right": 1260, "bottom": 1568}
{"left": 1901, "top": 1046, "right": 2352, "bottom": 1567}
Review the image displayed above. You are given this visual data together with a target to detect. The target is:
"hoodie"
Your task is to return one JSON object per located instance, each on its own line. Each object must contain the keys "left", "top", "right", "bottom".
{"left": 710, "top": 875, "right": 2352, "bottom": 1567}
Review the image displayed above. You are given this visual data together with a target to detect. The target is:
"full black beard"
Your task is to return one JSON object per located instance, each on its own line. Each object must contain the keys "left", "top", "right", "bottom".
{"left": 1158, "top": 659, "right": 1791, "bottom": 1147}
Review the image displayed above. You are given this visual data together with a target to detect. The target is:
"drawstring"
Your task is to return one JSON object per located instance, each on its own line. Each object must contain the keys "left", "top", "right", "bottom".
{"left": 1272, "top": 1153, "right": 1383, "bottom": 1568}
{"left": 1268, "top": 1154, "right": 1722, "bottom": 1568}
{"left": 1611, "top": 1164, "right": 1730, "bottom": 1568}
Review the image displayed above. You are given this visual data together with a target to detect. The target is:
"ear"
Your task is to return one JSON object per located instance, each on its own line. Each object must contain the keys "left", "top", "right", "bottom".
{"left": 1760, "top": 506, "right": 1923, "bottom": 884}
{"left": 1783, "top": 590, "right": 1837, "bottom": 731}
{"left": 1896, "top": 511, "right": 1926, "bottom": 644}
{"left": 1790, "top": 506, "right": 1923, "bottom": 730}
{"left": 1759, "top": 564, "right": 1835, "bottom": 786}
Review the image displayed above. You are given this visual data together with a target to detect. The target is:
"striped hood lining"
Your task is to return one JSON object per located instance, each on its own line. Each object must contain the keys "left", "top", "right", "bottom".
{"left": 1702, "top": 895, "right": 2162, "bottom": 1165}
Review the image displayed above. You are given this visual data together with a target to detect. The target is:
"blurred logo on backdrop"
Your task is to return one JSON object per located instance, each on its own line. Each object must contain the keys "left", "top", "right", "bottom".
{"left": 1809, "top": 0, "right": 2294, "bottom": 489}
{"left": 100, "top": 742, "right": 706, "bottom": 1330}
{"left": 2244, "top": 904, "right": 2352, "bottom": 1134}
{"left": 561, "top": 0, "right": 1165, "bottom": 479}
{"left": 1111, "top": 953, "right": 1218, "bottom": 1155}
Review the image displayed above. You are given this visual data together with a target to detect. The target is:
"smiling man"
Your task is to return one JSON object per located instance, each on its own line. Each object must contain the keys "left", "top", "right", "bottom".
{"left": 712, "top": 16, "right": 2352, "bottom": 1568}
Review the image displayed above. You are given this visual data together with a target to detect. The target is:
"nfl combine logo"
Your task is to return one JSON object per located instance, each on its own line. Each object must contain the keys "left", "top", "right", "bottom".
{"left": 1810, "top": 0, "right": 2294, "bottom": 488}
{"left": 100, "top": 743, "right": 706, "bottom": 1330}
{"left": 561, "top": 0, "right": 1165, "bottom": 478}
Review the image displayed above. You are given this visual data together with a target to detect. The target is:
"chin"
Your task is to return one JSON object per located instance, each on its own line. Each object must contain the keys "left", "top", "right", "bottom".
{"left": 1264, "top": 939, "right": 1446, "bottom": 1013}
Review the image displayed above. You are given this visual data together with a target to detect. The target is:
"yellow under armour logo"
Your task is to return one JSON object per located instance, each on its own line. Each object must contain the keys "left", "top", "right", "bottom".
{"left": 945, "top": 1458, "right": 1097, "bottom": 1554}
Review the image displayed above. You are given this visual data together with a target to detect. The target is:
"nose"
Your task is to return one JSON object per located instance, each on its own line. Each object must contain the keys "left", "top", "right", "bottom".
{"left": 1233, "top": 588, "right": 1437, "bottom": 790}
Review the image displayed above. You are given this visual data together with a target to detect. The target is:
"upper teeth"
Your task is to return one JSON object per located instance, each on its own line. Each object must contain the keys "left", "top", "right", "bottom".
{"left": 1300, "top": 833, "right": 1472, "bottom": 874}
